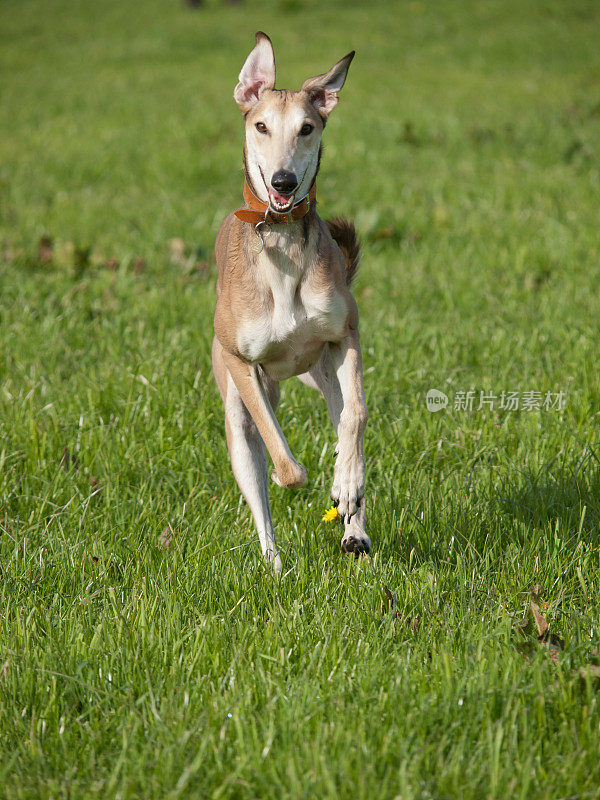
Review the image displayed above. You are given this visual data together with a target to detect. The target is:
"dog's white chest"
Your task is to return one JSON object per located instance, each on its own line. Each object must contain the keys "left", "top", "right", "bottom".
{"left": 237, "top": 244, "right": 346, "bottom": 378}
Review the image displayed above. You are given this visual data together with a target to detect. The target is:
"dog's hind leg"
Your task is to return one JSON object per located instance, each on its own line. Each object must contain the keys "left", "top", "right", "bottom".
{"left": 213, "top": 338, "right": 282, "bottom": 573}
{"left": 298, "top": 344, "right": 371, "bottom": 556}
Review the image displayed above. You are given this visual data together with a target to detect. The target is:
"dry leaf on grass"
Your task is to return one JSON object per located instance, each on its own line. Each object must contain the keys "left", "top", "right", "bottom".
{"left": 60, "top": 447, "right": 79, "bottom": 470}
{"left": 37, "top": 235, "right": 54, "bottom": 264}
{"left": 381, "top": 586, "right": 421, "bottom": 632}
{"left": 517, "top": 587, "right": 565, "bottom": 665}
{"left": 159, "top": 526, "right": 174, "bottom": 550}
{"left": 530, "top": 599, "right": 549, "bottom": 638}
{"left": 518, "top": 591, "right": 600, "bottom": 679}
{"left": 382, "top": 585, "right": 396, "bottom": 613}
{"left": 530, "top": 599, "right": 565, "bottom": 651}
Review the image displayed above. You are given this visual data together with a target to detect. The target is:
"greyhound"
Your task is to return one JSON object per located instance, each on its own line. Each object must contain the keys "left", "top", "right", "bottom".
{"left": 212, "top": 32, "right": 369, "bottom": 573}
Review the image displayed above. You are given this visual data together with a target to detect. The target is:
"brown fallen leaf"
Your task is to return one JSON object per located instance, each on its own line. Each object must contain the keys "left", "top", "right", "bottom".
{"left": 159, "top": 526, "right": 174, "bottom": 550}
{"left": 381, "top": 586, "right": 421, "bottom": 631}
{"left": 37, "top": 235, "right": 54, "bottom": 264}
{"left": 60, "top": 447, "right": 79, "bottom": 470}
{"left": 529, "top": 599, "right": 565, "bottom": 662}
{"left": 530, "top": 599, "right": 548, "bottom": 637}
{"left": 516, "top": 587, "right": 566, "bottom": 666}
{"left": 397, "top": 615, "right": 421, "bottom": 633}
{"left": 382, "top": 585, "right": 395, "bottom": 613}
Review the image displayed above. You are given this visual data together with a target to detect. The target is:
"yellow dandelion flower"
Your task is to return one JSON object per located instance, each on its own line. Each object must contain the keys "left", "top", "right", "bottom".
{"left": 322, "top": 506, "right": 338, "bottom": 522}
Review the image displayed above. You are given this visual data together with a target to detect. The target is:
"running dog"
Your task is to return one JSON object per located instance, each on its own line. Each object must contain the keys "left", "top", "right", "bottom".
{"left": 212, "top": 32, "right": 369, "bottom": 572}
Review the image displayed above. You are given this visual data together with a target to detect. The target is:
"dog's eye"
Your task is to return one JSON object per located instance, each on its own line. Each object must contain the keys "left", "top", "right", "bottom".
{"left": 300, "top": 123, "right": 314, "bottom": 136}
{"left": 255, "top": 122, "right": 268, "bottom": 134}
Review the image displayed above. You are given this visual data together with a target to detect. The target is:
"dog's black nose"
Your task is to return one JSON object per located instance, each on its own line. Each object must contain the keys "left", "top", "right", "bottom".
{"left": 271, "top": 170, "right": 298, "bottom": 195}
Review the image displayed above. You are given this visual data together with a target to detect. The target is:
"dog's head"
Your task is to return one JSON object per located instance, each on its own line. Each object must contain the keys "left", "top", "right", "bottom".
{"left": 234, "top": 32, "right": 354, "bottom": 213}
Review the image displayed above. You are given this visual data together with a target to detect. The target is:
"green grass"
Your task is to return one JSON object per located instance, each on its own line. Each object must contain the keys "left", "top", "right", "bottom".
{"left": 2, "top": 0, "right": 600, "bottom": 797}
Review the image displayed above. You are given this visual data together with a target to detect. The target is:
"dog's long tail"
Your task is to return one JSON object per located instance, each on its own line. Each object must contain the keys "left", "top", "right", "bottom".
{"left": 326, "top": 217, "right": 361, "bottom": 286}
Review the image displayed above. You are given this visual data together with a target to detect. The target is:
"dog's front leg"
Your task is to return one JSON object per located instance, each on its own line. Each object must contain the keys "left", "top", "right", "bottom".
{"left": 222, "top": 350, "right": 307, "bottom": 489}
{"left": 329, "top": 320, "right": 368, "bottom": 536}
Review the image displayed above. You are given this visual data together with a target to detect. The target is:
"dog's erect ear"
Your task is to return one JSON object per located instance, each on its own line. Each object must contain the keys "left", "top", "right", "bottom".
{"left": 301, "top": 51, "right": 355, "bottom": 120}
{"left": 234, "top": 31, "right": 276, "bottom": 114}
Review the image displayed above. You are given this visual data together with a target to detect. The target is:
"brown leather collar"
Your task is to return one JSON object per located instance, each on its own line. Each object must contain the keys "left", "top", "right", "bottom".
{"left": 234, "top": 178, "right": 316, "bottom": 225}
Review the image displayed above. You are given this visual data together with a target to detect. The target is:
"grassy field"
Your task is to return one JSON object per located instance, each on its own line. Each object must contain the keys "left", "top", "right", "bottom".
{"left": 2, "top": 0, "right": 600, "bottom": 797}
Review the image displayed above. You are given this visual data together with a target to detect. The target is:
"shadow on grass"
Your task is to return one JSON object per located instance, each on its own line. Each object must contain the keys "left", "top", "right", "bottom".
{"left": 497, "top": 458, "right": 600, "bottom": 543}
{"left": 372, "top": 453, "right": 600, "bottom": 569}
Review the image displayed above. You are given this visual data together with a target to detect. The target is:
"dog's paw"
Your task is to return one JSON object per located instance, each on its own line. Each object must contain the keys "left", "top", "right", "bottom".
{"left": 271, "top": 459, "right": 307, "bottom": 489}
{"left": 330, "top": 454, "right": 365, "bottom": 521}
{"left": 341, "top": 531, "right": 371, "bottom": 556}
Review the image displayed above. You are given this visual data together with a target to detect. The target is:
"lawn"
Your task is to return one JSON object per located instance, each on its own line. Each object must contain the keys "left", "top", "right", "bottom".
{"left": 1, "top": 0, "right": 600, "bottom": 797}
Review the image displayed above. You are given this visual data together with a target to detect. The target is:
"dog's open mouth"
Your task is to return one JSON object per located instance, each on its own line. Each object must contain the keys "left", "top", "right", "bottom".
{"left": 268, "top": 190, "right": 295, "bottom": 213}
